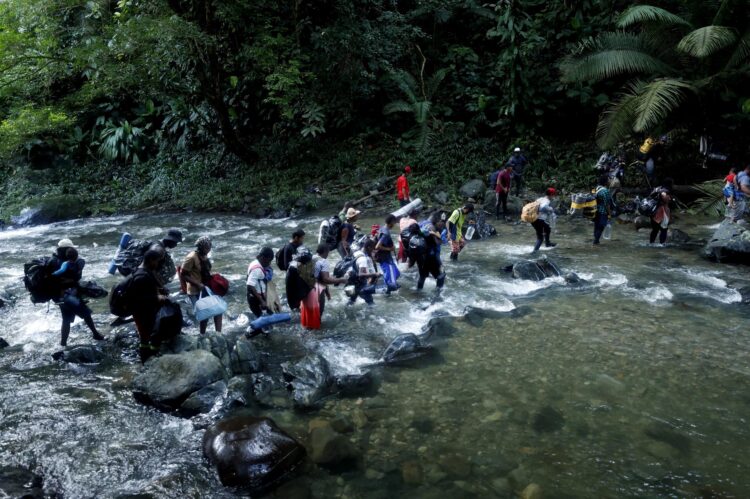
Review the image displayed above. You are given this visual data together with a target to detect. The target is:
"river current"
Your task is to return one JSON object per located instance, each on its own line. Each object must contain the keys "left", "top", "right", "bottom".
{"left": 0, "top": 212, "right": 749, "bottom": 498}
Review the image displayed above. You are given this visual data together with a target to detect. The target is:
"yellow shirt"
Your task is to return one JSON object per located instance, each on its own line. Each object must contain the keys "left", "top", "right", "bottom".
{"left": 181, "top": 251, "right": 206, "bottom": 296}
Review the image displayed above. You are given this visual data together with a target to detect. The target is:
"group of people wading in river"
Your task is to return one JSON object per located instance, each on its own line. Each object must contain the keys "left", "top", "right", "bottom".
{"left": 32, "top": 156, "right": 750, "bottom": 362}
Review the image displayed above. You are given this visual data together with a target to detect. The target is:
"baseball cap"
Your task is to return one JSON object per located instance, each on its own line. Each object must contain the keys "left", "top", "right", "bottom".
{"left": 546, "top": 187, "right": 557, "bottom": 196}
{"left": 514, "top": 147, "right": 521, "bottom": 152}
{"left": 57, "top": 238, "right": 75, "bottom": 249}
{"left": 404, "top": 165, "right": 412, "bottom": 173}
{"left": 164, "top": 228, "right": 183, "bottom": 243}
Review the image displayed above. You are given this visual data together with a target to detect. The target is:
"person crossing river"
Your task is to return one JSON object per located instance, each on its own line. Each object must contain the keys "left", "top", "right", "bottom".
{"left": 446, "top": 203, "right": 474, "bottom": 261}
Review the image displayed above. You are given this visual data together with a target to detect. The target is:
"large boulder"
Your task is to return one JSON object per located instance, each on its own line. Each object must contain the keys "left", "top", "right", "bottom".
{"left": 52, "top": 345, "right": 106, "bottom": 364}
{"left": 281, "top": 354, "right": 334, "bottom": 409}
{"left": 132, "top": 350, "right": 225, "bottom": 411}
{"left": 380, "top": 333, "right": 433, "bottom": 364}
{"left": 229, "top": 337, "right": 262, "bottom": 374}
{"left": 702, "top": 220, "right": 750, "bottom": 264}
{"left": 10, "top": 195, "right": 89, "bottom": 227}
{"left": 459, "top": 179, "right": 485, "bottom": 200}
{"left": 203, "top": 415, "right": 306, "bottom": 492}
{"left": 0, "top": 338, "right": 9, "bottom": 349}
{"left": 163, "top": 333, "right": 232, "bottom": 374}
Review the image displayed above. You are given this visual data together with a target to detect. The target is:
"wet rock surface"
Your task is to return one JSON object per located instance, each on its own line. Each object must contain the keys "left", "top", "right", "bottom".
{"left": 52, "top": 344, "right": 106, "bottom": 364}
{"left": 0, "top": 337, "right": 9, "bottom": 349}
{"left": 459, "top": 179, "right": 485, "bottom": 199}
{"left": 380, "top": 333, "right": 432, "bottom": 364}
{"left": 203, "top": 415, "right": 306, "bottom": 491}
{"left": 0, "top": 466, "right": 44, "bottom": 499}
{"left": 282, "top": 354, "right": 334, "bottom": 409}
{"left": 703, "top": 220, "right": 750, "bottom": 264}
{"left": 132, "top": 350, "right": 225, "bottom": 410}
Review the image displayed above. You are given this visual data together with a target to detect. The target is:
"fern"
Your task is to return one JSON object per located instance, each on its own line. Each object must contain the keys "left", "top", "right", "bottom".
{"left": 678, "top": 26, "right": 737, "bottom": 58}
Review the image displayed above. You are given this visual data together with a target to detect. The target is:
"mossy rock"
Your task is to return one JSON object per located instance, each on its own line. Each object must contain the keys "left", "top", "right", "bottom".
{"left": 11, "top": 195, "right": 91, "bottom": 226}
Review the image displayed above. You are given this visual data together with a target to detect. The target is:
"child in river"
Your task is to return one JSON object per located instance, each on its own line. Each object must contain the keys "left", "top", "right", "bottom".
{"left": 52, "top": 247, "right": 79, "bottom": 276}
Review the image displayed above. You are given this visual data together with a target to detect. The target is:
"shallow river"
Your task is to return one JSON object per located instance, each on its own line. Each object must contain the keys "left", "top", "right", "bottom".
{"left": 0, "top": 212, "right": 749, "bottom": 498}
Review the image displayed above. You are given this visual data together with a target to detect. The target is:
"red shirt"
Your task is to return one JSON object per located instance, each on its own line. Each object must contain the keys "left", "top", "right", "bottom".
{"left": 495, "top": 170, "right": 512, "bottom": 193}
{"left": 396, "top": 174, "right": 410, "bottom": 200}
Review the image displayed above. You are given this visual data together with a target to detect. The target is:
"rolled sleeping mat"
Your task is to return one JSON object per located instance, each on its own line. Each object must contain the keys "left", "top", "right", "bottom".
{"left": 391, "top": 198, "right": 423, "bottom": 219}
{"left": 107, "top": 232, "right": 132, "bottom": 274}
{"left": 250, "top": 312, "right": 291, "bottom": 331}
{"left": 318, "top": 220, "right": 329, "bottom": 245}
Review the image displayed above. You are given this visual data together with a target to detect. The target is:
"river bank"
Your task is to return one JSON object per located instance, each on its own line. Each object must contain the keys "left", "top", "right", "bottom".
{"left": 1, "top": 211, "right": 749, "bottom": 498}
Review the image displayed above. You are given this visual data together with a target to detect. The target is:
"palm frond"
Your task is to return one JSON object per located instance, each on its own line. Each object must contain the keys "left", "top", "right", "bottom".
{"left": 596, "top": 88, "right": 640, "bottom": 149}
{"left": 617, "top": 5, "right": 691, "bottom": 29}
{"left": 383, "top": 100, "right": 413, "bottom": 115}
{"left": 689, "top": 179, "right": 726, "bottom": 216}
{"left": 390, "top": 70, "right": 418, "bottom": 104}
{"left": 726, "top": 29, "right": 750, "bottom": 68}
{"left": 425, "top": 68, "right": 449, "bottom": 98}
{"left": 632, "top": 78, "right": 693, "bottom": 132}
{"left": 560, "top": 33, "right": 672, "bottom": 83}
{"left": 677, "top": 26, "right": 737, "bottom": 58}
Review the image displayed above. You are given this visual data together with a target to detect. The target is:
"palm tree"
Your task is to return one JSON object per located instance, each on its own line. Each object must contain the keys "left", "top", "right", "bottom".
{"left": 560, "top": 3, "right": 750, "bottom": 148}
{"left": 383, "top": 49, "right": 449, "bottom": 153}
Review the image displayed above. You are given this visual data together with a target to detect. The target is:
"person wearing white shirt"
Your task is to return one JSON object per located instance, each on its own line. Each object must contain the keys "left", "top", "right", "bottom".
{"left": 532, "top": 188, "right": 558, "bottom": 252}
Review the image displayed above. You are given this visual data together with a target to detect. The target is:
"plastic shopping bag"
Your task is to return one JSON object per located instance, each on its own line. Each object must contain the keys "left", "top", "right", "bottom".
{"left": 194, "top": 288, "right": 227, "bottom": 322}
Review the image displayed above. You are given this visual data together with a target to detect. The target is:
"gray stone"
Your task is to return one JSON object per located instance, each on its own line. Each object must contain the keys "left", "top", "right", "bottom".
{"left": 203, "top": 415, "right": 306, "bottom": 491}
{"left": 52, "top": 345, "right": 106, "bottom": 364}
{"left": 251, "top": 373, "right": 276, "bottom": 405}
{"left": 491, "top": 477, "right": 512, "bottom": 497}
{"left": 511, "top": 256, "right": 561, "bottom": 281}
{"left": 309, "top": 426, "right": 359, "bottom": 467}
{"left": 668, "top": 228, "right": 691, "bottom": 244}
{"left": 10, "top": 195, "right": 89, "bottom": 227}
{"left": 179, "top": 380, "right": 227, "bottom": 416}
{"left": 401, "top": 460, "right": 423, "bottom": 485}
{"left": 459, "top": 179, "right": 485, "bottom": 200}
{"left": 703, "top": 220, "right": 750, "bottom": 264}
{"left": 521, "top": 483, "right": 543, "bottom": 499}
{"left": 433, "top": 191, "right": 449, "bottom": 205}
{"left": 380, "top": 333, "right": 433, "bottom": 364}
{"left": 132, "top": 350, "right": 225, "bottom": 410}
{"left": 643, "top": 421, "right": 691, "bottom": 455}
{"left": 281, "top": 354, "right": 333, "bottom": 409}
{"left": 230, "top": 337, "right": 262, "bottom": 374}
{"left": 334, "top": 372, "right": 375, "bottom": 397}
{"left": 437, "top": 453, "right": 472, "bottom": 478}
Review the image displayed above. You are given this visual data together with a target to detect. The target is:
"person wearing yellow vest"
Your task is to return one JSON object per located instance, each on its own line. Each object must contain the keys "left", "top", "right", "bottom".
{"left": 446, "top": 203, "right": 474, "bottom": 261}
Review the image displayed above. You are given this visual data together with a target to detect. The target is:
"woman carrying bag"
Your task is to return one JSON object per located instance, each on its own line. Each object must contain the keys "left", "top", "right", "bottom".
{"left": 181, "top": 236, "right": 223, "bottom": 334}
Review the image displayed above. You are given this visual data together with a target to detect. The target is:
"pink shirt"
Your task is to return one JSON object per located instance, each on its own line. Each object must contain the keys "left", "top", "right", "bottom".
{"left": 399, "top": 217, "right": 417, "bottom": 231}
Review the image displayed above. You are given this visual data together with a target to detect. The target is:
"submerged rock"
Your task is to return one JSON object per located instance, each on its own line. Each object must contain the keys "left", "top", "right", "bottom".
{"left": 309, "top": 425, "right": 359, "bottom": 467}
{"left": 380, "top": 333, "right": 433, "bottom": 364}
{"left": 521, "top": 483, "right": 543, "bottom": 499}
{"left": 0, "top": 466, "right": 44, "bottom": 498}
{"left": 52, "top": 345, "right": 106, "bottom": 364}
{"left": 203, "top": 415, "right": 306, "bottom": 491}
{"left": 132, "top": 350, "right": 224, "bottom": 411}
{"left": 0, "top": 338, "right": 9, "bottom": 349}
{"left": 281, "top": 354, "right": 333, "bottom": 409}
{"left": 702, "top": 220, "right": 750, "bottom": 264}
{"left": 634, "top": 216, "right": 651, "bottom": 231}
{"left": 510, "top": 256, "right": 561, "bottom": 281}
{"left": 667, "top": 228, "right": 691, "bottom": 244}
{"left": 334, "top": 372, "right": 375, "bottom": 397}
{"left": 532, "top": 406, "right": 565, "bottom": 433}
{"left": 643, "top": 421, "right": 691, "bottom": 456}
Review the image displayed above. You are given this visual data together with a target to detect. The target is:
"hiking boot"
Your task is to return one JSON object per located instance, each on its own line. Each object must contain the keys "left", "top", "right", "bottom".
{"left": 545, "top": 242, "right": 557, "bottom": 248}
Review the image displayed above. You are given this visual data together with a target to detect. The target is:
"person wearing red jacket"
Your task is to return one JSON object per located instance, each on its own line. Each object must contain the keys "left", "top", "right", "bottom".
{"left": 396, "top": 166, "right": 411, "bottom": 207}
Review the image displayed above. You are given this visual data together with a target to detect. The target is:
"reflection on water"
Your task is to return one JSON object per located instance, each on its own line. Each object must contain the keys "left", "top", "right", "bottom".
{"left": 0, "top": 212, "right": 749, "bottom": 498}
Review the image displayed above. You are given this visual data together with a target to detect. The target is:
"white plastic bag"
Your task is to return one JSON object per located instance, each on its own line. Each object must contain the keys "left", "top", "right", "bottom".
{"left": 194, "top": 288, "right": 227, "bottom": 322}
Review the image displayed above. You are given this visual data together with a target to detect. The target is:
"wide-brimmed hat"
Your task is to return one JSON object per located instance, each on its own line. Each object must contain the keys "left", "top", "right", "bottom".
{"left": 164, "top": 229, "right": 183, "bottom": 243}
{"left": 57, "top": 238, "right": 75, "bottom": 249}
{"left": 346, "top": 207, "right": 361, "bottom": 219}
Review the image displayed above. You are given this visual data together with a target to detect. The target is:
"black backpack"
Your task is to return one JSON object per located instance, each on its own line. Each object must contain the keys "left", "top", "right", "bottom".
{"left": 638, "top": 188, "right": 665, "bottom": 217}
{"left": 489, "top": 170, "right": 500, "bottom": 189}
{"left": 109, "top": 274, "right": 136, "bottom": 317}
{"left": 333, "top": 256, "right": 357, "bottom": 280}
{"left": 275, "top": 244, "right": 293, "bottom": 271}
{"left": 324, "top": 216, "right": 343, "bottom": 250}
{"left": 114, "top": 239, "right": 152, "bottom": 276}
{"left": 23, "top": 256, "right": 57, "bottom": 304}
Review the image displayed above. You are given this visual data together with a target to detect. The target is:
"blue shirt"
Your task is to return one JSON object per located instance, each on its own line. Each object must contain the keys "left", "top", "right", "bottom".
{"left": 376, "top": 227, "right": 395, "bottom": 262}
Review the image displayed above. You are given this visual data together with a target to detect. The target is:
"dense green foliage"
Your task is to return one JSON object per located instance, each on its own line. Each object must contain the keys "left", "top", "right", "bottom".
{"left": 0, "top": 0, "right": 747, "bottom": 220}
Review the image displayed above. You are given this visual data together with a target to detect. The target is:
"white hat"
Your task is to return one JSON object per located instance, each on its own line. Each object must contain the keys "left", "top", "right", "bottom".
{"left": 57, "top": 238, "right": 75, "bottom": 249}
{"left": 345, "top": 207, "right": 361, "bottom": 219}
{"left": 514, "top": 147, "right": 521, "bottom": 152}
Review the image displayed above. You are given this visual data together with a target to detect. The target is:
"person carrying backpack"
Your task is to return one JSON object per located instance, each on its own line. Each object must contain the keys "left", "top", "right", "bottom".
{"left": 593, "top": 175, "right": 613, "bottom": 245}
{"left": 276, "top": 229, "right": 305, "bottom": 271}
{"left": 495, "top": 165, "right": 513, "bottom": 219}
{"left": 130, "top": 249, "right": 170, "bottom": 363}
{"left": 375, "top": 214, "right": 400, "bottom": 291}
{"left": 507, "top": 147, "right": 529, "bottom": 197}
{"left": 246, "top": 247, "right": 275, "bottom": 319}
{"left": 338, "top": 208, "right": 360, "bottom": 258}
{"left": 181, "top": 236, "right": 222, "bottom": 334}
{"left": 446, "top": 204, "right": 474, "bottom": 261}
{"left": 530, "top": 188, "right": 557, "bottom": 252}
{"left": 417, "top": 212, "right": 447, "bottom": 291}
{"left": 53, "top": 239, "right": 105, "bottom": 347}
{"left": 649, "top": 178, "right": 673, "bottom": 245}
{"left": 349, "top": 239, "right": 381, "bottom": 306}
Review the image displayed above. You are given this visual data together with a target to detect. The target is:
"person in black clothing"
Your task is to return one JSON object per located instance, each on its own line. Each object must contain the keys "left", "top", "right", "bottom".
{"left": 150, "top": 228, "right": 183, "bottom": 286}
{"left": 418, "top": 213, "right": 447, "bottom": 291}
{"left": 131, "top": 250, "right": 170, "bottom": 363}
{"left": 53, "top": 239, "right": 105, "bottom": 347}
{"left": 277, "top": 229, "right": 305, "bottom": 271}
